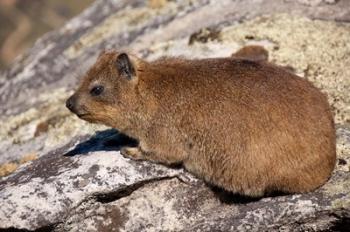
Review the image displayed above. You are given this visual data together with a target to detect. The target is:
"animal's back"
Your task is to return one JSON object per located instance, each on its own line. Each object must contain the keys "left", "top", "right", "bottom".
{"left": 149, "top": 58, "right": 336, "bottom": 196}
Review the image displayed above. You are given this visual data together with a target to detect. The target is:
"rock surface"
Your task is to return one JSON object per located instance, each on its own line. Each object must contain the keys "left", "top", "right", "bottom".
{"left": 0, "top": 0, "right": 350, "bottom": 231}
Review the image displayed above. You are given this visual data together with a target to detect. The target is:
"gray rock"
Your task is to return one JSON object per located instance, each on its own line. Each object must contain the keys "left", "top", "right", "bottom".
{"left": 0, "top": 131, "right": 189, "bottom": 230}
{"left": 0, "top": 0, "right": 349, "bottom": 231}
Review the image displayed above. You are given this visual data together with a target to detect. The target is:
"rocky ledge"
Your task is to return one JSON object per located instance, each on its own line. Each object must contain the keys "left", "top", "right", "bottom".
{"left": 0, "top": 0, "right": 349, "bottom": 231}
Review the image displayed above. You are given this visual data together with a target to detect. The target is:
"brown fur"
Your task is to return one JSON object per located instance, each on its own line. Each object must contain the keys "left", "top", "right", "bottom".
{"left": 232, "top": 45, "right": 295, "bottom": 73}
{"left": 66, "top": 49, "right": 336, "bottom": 197}
{"left": 232, "top": 45, "right": 269, "bottom": 62}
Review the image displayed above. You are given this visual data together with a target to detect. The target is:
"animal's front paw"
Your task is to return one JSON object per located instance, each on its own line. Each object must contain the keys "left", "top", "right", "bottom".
{"left": 120, "top": 147, "right": 145, "bottom": 161}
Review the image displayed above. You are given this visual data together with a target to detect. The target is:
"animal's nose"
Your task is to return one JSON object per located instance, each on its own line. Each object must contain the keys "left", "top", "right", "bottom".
{"left": 66, "top": 95, "right": 76, "bottom": 112}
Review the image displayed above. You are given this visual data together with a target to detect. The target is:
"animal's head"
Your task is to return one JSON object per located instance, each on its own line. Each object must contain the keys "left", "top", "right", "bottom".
{"left": 66, "top": 51, "right": 145, "bottom": 129}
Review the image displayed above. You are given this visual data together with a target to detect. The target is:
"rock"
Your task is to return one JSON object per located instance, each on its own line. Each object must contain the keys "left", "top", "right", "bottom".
{"left": 0, "top": 0, "right": 349, "bottom": 231}
{"left": 0, "top": 131, "right": 190, "bottom": 230}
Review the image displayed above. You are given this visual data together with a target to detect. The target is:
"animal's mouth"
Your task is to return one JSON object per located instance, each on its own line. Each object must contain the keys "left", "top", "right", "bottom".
{"left": 77, "top": 113, "right": 89, "bottom": 118}
{"left": 76, "top": 113, "right": 99, "bottom": 124}
{"left": 74, "top": 108, "right": 90, "bottom": 118}
{"left": 77, "top": 113, "right": 91, "bottom": 120}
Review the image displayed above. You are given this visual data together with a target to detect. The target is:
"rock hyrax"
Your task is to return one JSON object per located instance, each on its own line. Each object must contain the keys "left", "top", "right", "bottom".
{"left": 66, "top": 49, "right": 336, "bottom": 197}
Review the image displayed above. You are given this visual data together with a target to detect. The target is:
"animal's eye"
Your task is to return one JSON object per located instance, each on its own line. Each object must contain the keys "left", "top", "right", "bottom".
{"left": 90, "top": 85, "right": 104, "bottom": 96}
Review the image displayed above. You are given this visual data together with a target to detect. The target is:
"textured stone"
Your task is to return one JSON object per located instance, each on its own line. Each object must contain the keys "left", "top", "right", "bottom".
{"left": 0, "top": 131, "right": 189, "bottom": 230}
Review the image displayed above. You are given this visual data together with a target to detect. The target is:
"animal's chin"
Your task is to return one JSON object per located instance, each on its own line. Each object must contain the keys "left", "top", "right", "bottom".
{"left": 77, "top": 113, "right": 98, "bottom": 123}
{"left": 75, "top": 112, "right": 118, "bottom": 128}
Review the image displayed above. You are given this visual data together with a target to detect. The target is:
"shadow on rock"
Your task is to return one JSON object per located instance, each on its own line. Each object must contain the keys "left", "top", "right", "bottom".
{"left": 209, "top": 185, "right": 262, "bottom": 204}
{"left": 64, "top": 129, "right": 138, "bottom": 156}
{"left": 209, "top": 184, "right": 289, "bottom": 205}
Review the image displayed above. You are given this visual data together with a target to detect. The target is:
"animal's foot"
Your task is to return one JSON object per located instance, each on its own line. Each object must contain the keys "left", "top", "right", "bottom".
{"left": 120, "top": 147, "right": 145, "bottom": 161}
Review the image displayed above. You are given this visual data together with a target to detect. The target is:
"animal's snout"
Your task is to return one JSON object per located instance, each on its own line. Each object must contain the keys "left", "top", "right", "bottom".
{"left": 66, "top": 95, "right": 77, "bottom": 113}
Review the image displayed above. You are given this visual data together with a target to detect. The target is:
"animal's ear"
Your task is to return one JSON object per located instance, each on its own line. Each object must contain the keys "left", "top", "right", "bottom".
{"left": 115, "top": 53, "right": 136, "bottom": 80}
